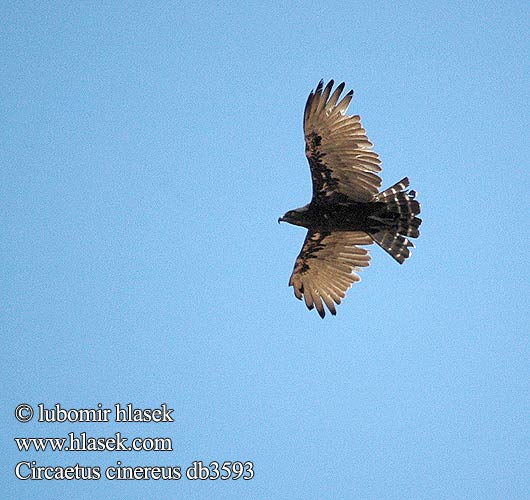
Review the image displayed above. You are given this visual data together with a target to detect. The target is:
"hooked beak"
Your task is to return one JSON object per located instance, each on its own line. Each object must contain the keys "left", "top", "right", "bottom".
{"left": 278, "top": 216, "right": 284, "bottom": 224}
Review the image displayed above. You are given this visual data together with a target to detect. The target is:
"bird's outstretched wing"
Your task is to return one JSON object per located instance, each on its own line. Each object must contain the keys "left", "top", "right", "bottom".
{"left": 304, "top": 80, "right": 382, "bottom": 203}
{"left": 289, "top": 230, "right": 372, "bottom": 318}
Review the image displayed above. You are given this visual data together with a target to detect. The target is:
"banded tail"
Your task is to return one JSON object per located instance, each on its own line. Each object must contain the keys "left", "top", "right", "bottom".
{"left": 369, "top": 177, "right": 422, "bottom": 264}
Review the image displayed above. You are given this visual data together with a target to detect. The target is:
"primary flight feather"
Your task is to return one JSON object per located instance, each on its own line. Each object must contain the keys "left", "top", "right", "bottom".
{"left": 279, "top": 80, "right": 422, "bottom": 318}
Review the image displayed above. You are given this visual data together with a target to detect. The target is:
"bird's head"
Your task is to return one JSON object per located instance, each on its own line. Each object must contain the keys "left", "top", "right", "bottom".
{"left": 278, "top": 206, "right": 310, "bottom": 227}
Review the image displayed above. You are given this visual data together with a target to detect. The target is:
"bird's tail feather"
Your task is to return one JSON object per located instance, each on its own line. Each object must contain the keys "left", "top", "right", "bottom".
{"left": 369, "top": 178, "right": 422, "bottom": 264}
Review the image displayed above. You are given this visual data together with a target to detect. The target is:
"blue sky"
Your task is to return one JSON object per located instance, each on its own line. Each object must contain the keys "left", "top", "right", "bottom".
{"left": 2, "top": 1, "right": 529, "bottom": 499}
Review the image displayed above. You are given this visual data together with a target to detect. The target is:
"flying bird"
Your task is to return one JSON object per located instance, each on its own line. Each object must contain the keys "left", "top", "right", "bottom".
{"left": 279, "top": 80, "right": 422, "bottom": 318}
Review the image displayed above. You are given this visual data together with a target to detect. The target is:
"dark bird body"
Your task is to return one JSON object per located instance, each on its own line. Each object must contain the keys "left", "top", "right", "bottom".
{"left": 279, "top": 80, "right": 422, "bottom": 318}
{"left": 282, "top": 200, "right": 399, "bottom": 232}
